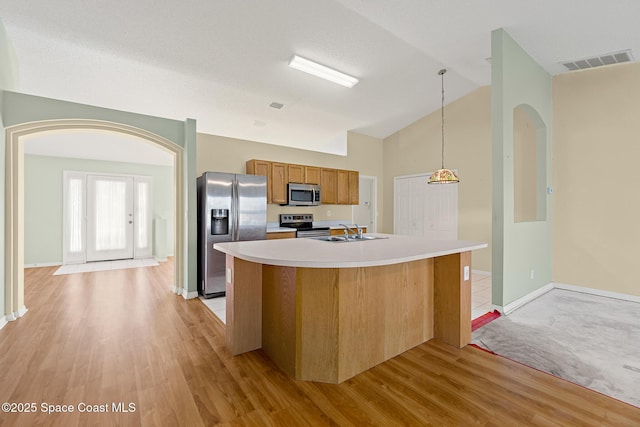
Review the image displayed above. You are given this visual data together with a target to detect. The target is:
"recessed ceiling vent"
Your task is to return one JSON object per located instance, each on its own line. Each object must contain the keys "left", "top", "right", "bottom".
{"left": 269, "top": 102, "right": 284, "bottom": 109}
{"left": 561, "top": 50, "right": 634, "bottom": 72}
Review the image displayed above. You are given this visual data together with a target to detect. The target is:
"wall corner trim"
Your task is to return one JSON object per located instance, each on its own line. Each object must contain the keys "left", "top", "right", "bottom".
{"left": 5, "top": 306, "right": 28, "bottom": 321}
{"left": 182, "top": 290, "right": 199, "bottom": 300}
{"left": 501, "top": 283, "right": 554, "bottom": 315}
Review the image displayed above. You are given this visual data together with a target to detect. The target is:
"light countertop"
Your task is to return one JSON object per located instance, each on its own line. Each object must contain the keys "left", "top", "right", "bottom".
{"left": 214, "top": 234, "right": 487, "bottom": 268}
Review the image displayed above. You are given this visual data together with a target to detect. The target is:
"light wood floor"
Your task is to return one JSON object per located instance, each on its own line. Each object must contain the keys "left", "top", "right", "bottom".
{"left": 1, "top": 260, "right": 638, "bottom": 426}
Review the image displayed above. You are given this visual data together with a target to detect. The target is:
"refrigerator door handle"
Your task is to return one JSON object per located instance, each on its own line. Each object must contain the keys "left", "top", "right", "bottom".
{"left": 232, "top": 179, "right": 239, "bottom": 240}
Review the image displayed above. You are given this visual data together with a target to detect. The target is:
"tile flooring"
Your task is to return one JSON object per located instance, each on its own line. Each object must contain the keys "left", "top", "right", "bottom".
{"left": 201, "top": 272, "right": 493, "bottom": 325}
{"left": 471, "top": 272, "right": 493, "bottom": 319}
{"left": 200, "top": 296, "right": 226, "bottom": 323}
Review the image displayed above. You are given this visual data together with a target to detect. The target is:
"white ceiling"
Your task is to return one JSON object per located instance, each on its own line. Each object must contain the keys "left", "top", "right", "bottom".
{"left": 2, "top": 0, "right": 639, "bottom": 156}
{"left": 22, "top": 130, "right": 174, "bottom": 166}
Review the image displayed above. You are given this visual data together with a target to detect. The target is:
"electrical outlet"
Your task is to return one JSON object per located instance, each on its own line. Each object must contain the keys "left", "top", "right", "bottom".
{"left": 530, "top": 269, "right": 535, "bottom": 280}
{"left": 226, "top": 267, "right": 232, "bottom": 284}
{"left": 464, "top": 266, "right": 470, "bottom": 281}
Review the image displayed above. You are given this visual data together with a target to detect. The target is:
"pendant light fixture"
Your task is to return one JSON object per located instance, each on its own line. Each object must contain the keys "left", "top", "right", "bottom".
{"left": 428, "top": 68, "right": 459, "bottom": 184}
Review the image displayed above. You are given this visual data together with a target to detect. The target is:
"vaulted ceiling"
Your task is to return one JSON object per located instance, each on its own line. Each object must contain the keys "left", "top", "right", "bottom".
{"left": 3, "top": 0, "right": 638, "bottom": 154}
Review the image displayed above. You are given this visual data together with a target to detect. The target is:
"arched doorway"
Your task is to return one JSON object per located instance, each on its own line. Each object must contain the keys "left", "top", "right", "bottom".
{"left": 5, "top": 119, "right": 185, "bottom": 320}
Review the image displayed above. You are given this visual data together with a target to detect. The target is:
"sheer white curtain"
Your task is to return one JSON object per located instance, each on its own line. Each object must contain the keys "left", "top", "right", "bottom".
{"left": 94, "top": 179, "right": 128, "bottom": 251}
{"left": 134, "top": 177, "right": 153, "bottom": 258}
{"left": 63, "top": 172, "right": 86, "bottom": 264}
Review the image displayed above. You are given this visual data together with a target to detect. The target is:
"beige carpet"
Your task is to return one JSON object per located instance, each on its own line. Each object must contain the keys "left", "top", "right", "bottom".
{"left": 472, "top": 289, "right": 640, "bottom": 408}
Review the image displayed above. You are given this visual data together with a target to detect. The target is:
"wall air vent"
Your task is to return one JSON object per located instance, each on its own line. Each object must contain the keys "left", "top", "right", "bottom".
{"left": 561, "top": 50, "right": 634, "bottom": 72}
{"left": 269, "top": 102, "right": 284, "bottom": 109}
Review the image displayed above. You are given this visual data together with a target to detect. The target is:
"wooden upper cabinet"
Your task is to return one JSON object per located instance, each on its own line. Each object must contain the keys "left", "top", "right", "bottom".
{"left": 288, "top": 164, "right": 304, "bottom": 184}
{"left": 246, "top": 159, "right": 272, "bottom": 202}
{"left": 271, "top": 162, "right": 288, "bottom": 204}
{"left": 321, "top": 168, "right": 337, "bottom": 204}
{"left": 304, "top": 166, "right": 321, "bottom": 185}
{"left": 349, "top": 171, "right": 359, "bottom": 205}
{"left": 337, "top": 169, "right": 349, "bottom": 204}
{"left": 246, "top": 159, "right": 359, "bottom": 205}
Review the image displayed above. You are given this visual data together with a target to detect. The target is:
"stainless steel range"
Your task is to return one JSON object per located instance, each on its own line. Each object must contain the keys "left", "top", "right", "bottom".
{"left": 279, "top": 213, "right": 330, "bottom": 238}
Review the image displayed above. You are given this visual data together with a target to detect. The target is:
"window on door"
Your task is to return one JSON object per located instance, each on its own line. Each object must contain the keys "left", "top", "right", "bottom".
{"left": 63, "top": 172, "right": 153, "bottom": 264}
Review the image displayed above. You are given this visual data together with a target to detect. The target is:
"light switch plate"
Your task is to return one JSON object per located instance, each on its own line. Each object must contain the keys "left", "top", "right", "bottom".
{"left": 463, "top": 266, "right": 470, "bottom": 281}
{"left": 226, "top": 267, "right": 232, "bottom": 284}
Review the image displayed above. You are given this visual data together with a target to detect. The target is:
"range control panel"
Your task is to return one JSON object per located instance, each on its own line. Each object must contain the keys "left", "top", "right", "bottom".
{"left": 279, "top": 214, "right": 313, "bottom": 225}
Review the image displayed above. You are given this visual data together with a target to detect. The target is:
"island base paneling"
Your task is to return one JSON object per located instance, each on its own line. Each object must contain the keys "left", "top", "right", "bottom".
{"left": 226, "top": 253, "right": 470, "bottom": 384}
{"left": 225, "top": 254, "right": 262, "bottom": 355}
{"left": 434, "top": 251, "right": 471, "bottom": 348}
{"left": 261, "top": 265, "right": 298, "bottom": 377}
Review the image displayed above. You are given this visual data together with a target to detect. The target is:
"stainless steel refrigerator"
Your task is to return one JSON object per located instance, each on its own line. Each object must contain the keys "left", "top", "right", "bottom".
{"left": 197, "top": 172, "right": 267, "bottom": 298}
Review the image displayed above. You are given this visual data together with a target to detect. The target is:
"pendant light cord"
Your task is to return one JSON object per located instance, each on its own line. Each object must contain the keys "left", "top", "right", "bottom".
{"left": 439, "top": 68, "right": 446, "bottom": 170}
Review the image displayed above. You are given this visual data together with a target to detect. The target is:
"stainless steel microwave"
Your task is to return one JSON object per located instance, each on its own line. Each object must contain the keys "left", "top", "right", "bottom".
{"left": 286, "top": 183, "right": 321, "bottom": 206}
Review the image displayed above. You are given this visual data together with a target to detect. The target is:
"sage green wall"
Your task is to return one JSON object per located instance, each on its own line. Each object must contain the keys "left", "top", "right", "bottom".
{"left": 24, "top": 154, "right": 174, "bottom": 265}
{"left": 1, "top": 18, "right": 19, "bottom": 320}
{"left": 0, "top": 94, "right": 5, "bottom": 319}
{"left": 491, "top": 29, "right": 553, "bottom": 307}
{"left": 196, "top": 131, "right": 384, "bottom": 227}
{"left": 1, "top": 91, "right": 197, "bottom": 295}
{"left": 2, "top": 92, "right": 186, "bottom": 146}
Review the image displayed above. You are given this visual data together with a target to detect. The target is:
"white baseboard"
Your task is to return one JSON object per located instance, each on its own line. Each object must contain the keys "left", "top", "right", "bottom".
{"left": 5, "top": 306, "right": 28, "bottom": 321}
{"left": 501, "top": 283, "right": 555, "bottom": 315}
{"left": 24, "top": 262, "right": 62, "bottom": 268}
{"left": 182, "top": 289, "right": 199, "bottom": 300}
{"left": 172, "top": 286, "right": 181, "bottom": 295}
{"left": 0, "top": 315, "right": 8, "bottom": 330}
{"left": 493, "top": 282, "right": 640, "bottom": 316}
{"left": 553, "top": 282, "right": 640, "bottom": 303}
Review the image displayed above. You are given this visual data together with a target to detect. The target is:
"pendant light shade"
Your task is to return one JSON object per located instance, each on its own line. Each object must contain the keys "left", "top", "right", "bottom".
{"left": 428, "top": 69, "right": 459, "bottom": 184}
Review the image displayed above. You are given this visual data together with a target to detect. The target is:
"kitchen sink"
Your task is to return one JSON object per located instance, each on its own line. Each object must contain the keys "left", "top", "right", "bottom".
{"left": 312, "top": 235, "right": 388, "bottom": 242}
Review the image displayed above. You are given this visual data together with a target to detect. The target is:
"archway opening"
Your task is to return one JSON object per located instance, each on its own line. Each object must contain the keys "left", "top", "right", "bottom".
{"left": 5, "top": 120, "right": 185, "bottom": 320}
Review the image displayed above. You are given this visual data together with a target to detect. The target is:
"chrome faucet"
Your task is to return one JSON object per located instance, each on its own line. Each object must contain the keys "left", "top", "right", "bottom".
{"left": 340, "top": 224, "right": 363, "bottom": 240}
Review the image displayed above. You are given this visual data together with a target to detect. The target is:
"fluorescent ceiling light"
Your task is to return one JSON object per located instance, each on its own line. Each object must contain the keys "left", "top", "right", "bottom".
{"left": 288, "top": 55, "right": 359, "bottom": 88}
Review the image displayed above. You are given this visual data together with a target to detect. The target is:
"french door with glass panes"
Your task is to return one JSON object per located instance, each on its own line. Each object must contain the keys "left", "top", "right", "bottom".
{"left": 63, "top": 172, "right": 152, "bottom": 264}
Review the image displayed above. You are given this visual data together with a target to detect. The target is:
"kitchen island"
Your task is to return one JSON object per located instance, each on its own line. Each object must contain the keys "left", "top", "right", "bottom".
{"left": 214, "top": 234, "right": 487, "bottom": 384}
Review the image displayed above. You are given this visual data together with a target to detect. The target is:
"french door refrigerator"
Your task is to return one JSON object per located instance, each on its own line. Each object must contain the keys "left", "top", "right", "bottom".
{"left": 197, "top": 172, "right": 267, "bottom": 298}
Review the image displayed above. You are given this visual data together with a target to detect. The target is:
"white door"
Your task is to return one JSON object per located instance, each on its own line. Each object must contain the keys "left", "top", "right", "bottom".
{"left": 86, "top": 175, "right": 134, "bottom": 261}
{"left": 394, "top": 173, "right": 457, "bottom": 239}
{"left": 353, "top": 175, "right": 376, "bottom": 232}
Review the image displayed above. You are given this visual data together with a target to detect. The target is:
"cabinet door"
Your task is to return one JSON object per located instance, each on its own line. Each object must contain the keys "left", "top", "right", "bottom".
{"left": 271, "top": 162, "right": 288, "bottom": 204}
{"left": 246, "top": 160, "right": 272, "bottom": 203}
{"left": 304, "top": 166, "right": 321, "bottom": 185}
{"left": 337, "top": 170, "right": 349, "bottom": 204}
{"left": 349, "top": 171, "right": 359, "bottom": 205}
{"left": 267, "top": 231, "right": 296, "bottom": 240}
{"left": 321, "top": 168, "right": 337, "bottom": 204}
{"left": 288, "top": 164, "right": 304, "bottom": 183}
